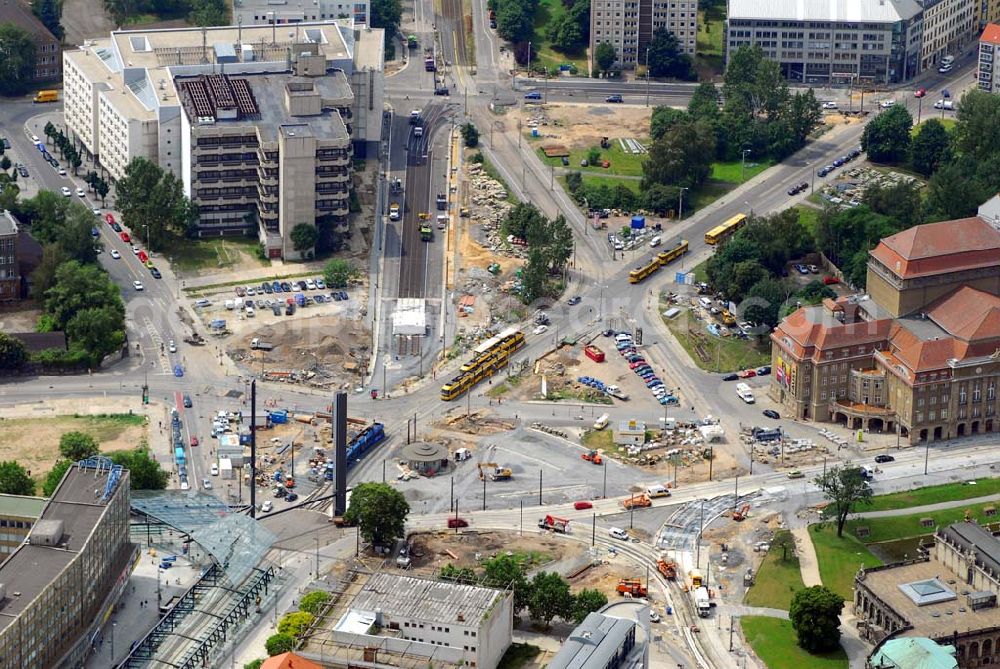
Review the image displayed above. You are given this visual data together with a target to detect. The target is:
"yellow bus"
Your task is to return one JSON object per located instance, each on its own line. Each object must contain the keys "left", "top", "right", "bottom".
{"left": 628, "top": 258, "right": 661, "bottom": 284}
{"left": 704, "top": 214, "right": 748, "bottom": 246}
{"left": 657, "top": 239, "right": 689, "bottom": 266}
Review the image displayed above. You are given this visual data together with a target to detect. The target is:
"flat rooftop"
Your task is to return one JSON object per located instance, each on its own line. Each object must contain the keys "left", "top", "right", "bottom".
{"left": 548, "top": 611, "right": 637, "bottom": 669}
{"left": 862, "top": 559, "right": 1000, "bottom": 639}
{"left": 350, "top": 573, "right": 505, "bottom": 626}
{"left": 0, "top": 493, "right": 47, "bottom": 518}
{"left": 0, "top": 463, "right": 125, "bottom": 634}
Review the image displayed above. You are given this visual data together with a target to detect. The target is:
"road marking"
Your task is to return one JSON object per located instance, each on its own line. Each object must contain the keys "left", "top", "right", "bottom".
{"left": 142, "top": 316, "right": 172, "bottom": 375}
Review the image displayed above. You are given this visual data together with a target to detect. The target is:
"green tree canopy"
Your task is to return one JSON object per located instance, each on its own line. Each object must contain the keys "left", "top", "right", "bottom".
{"left": 44, "top": 261, "right": 124, "bottom": 331}
{"left": 483, "top": 554, "right": 529, "bottom": 611}
{"left": 0, "top": 461, "right": 35, "bottom": 495}
{"left": 594, "top": 42, "right": 616, "bottom": 73}
{"left": 953, "top": 88, "right": 1000, "bottom": 160}
{"left": 59, "top": 431, "right": 100, "bottom": 461}
{"left": 0, "top": 24, "right": 37, "bottom": 96}
{"left": 527, "top": 571, "right": 573, "bottom": 628}
{"left": 265, "top": 633, "right": 296, "bottom": 656}
{"left": 43, "top": 459, "right": 72, "bottom": 496}
{"left": 323, "top": 259, "right": 361, "bottom": 288}
{"left": 924, "top": 156, "right": 988, "bottom": 221}
{"left": 642, "top": 117, "right": 716, "bottom": 190}
{"left": 789, "top": 586, "right": 844, "bottom": 652}
{"left": 911, "top": 119, "right": 952, "bottom": 176}
{"left": 741, "top": 278, "right": 788, "bottom": 328}
{"left": 116, "top": 157, "right": 198, "bottom": 249}
{"left": 649, "top": 107, "right": 689, "bottom": 142}
{"left": 461, "top": 122, "right": 480, "bottom": 148}
{"left": 109, "top": 447, "right": 168, "bottom": 490}
{"left": 0, "top": 332, "right": 27, "bottom": 370}
{"left": 496, "top": 2, "right": 532, "bottom": 43}
{"left": 646, "top": 27, "right": 694, "bottom": 79}
{"left": 814, "top": 465, "right": 874, "bottom": 537}
{"left": 32, "top": 0, "right": 63, "bottom": 40}
{"left": 298, "top": 591, "right": 331, "bottom": 615}
{"left": 290, "top": 223, "right": 319, "bottom": 253}
{"left": 572, "top": 588, "right": 608, "bottom": 623}
{"left": 861, "top": 105, "right": 913, "bottom": 163}
{"left": 343, "top": 482, "right": 410, "bottom": 548}
{"left": 277, "top": 611, "right": 315, "bottom": 637}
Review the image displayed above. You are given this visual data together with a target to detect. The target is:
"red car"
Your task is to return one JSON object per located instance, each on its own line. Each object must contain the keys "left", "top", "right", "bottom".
{"left": 574, "top": 500, "right": 594, "bottom": 510}
{"left": 138, "top": 251, "right": 149, "bottom": 263}
{"left": 823, "top": 276, "right": 840, "bottom": 285}
{"left": 190, "top": 436, "right": 199, "bottom": 447}
{"left": 738, "top": 369, "right": 757, "bottom": 378}
{"left": 914, "top": 88, "right": 927, "bottom": 98}
{"left": 120, "top": 232, "right": 130, "bottom": 243}
{"left": 447, "top": 517, "right": 468, "bottom": 528}
{"left": 105, "top": 213, "right": 116, "bottom": 225}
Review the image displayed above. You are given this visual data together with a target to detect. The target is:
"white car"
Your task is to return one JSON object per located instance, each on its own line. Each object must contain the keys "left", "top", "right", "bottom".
{"left": 211, "top": 464, "right": 219, "bottom": 476}
{"left": 58, "top": 168, "right": 66, "bottom": 176}
{"left": 132, "top": 245, "right": 140, "bottom": 254}
{"left": 879, "top": 100, "right": 896, "bottom": 108}
{"left": 246, "top": 286, "right": 256, "bottom": 296}
{"left": 533, "top": 324, "right": 548, "bottom": 335}
{"left": 650, "top": 609, "right": 661, "bottom": 623}
{"left": 110, "top": 249, "right": 121, "bottom": 259}
{"left": 305, "top": 279, "right": 317, "bottom": 290}
{"left": 934, "top": 99, "right": 954, "bottom": 110}
{"left": 261, "top": 501, "right": 273, "bottom": 513}
{"left": 938, "top": 64, "right": 953, "bottom": 74}
{"left": 92, "top": 208, "right": 101, "bottom": 216}
{"left": 31, "top": 134, "right": 40, "bottom": 144}
{"left": 614, "top": 241, "right": 624, "bottom": 251}
{"left": 132, "top": 280, "right": 144, "bottom": 291}
{"left": 76, "top": 188, "right": 85, "bottom": 197}
{"left": 202, "top": 478, "right": 212, "bottom": 490}
{"left": 168, "top": 340, "right": 176, "bottom": 353}
{"left": 60, "top": 186, "right": 71, "bottom": 196}
{"left": 821, "top": 101, "right": 838, "bottom": 109}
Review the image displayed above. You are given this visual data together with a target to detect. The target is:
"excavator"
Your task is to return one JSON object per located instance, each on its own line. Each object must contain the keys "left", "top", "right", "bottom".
{"left": 581, "top": 450, "right": 603, "bottom": 465}
{"left": 477, "top": 462, "right": 513, "bottom": 481}
{"left": 656, "top": 558, "right": 677, "bottom": 580}
{"left": 732, "top": 503, "right": 751, "bottom": 521}
{"left": 616, "top": 579, "right": 648, "bottom": 597}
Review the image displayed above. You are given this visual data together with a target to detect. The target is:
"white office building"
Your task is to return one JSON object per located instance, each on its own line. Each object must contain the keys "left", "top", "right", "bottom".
{"left": 921, "top": 0, "right": 978, "bottom": 69}
{"left": 589, "top": 0, "right": 697, "bottom": 71}
{"left": 233, "top": 0, "right": 369, "bottom": 27}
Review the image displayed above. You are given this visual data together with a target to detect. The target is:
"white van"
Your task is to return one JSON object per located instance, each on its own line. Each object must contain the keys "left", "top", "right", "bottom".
{"left": 594, "top": 413, "right": 610, "bottom": 430}
{"left": 942, "top": 54, "right": 955, "bottom": 65}
{"left": 609, "top": 527, "right": 629, "bottom": 540}
{"left": 698, "top": 297, "right": 713, "bottom": 309}
{"left": 225, "top": 299, "right": 235, "bottom": 310}
{"left": 615, "top": 333, "right": 633, "bottom": 344}
{"left": 649, "top": 236, "right": 662, "bottom": 248}
{"left": 646, "top": 484, "right": 671, "bottom": 498}
{"left": 245, "top": 305, "right": 255, "bottom": 317}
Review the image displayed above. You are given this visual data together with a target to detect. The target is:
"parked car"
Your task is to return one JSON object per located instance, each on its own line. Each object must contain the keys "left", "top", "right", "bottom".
{"left": 261, "top": 501, "right": 273, "bottom": 513}
{"left": 447, "top": 517, "right": 469, "bottom": 528}
{"left": 874, "top": 454, "right": 895, "bottom": 463}
{"left": 150, "top": 268, "right": 162, "bottom": 279}
{"left": 524, "top": 91, "right": 542, "bottom": 100}
{"left": 934, "top": 99, "right": 954, "bottom": 110}
{"left": 879, "top": 99, "right": 896, "bottom": 108}
{"left": 316, "top": 278, "right": 326, "bottom": 289}
{"left": 821, "top": 101, "right": 838, "bottom": 109}
{"left": 605, "top": 94, "right": 623, "bottom": 103}
{"left": 60, "top": 186, "right": 71, "bottom": 196}
{"left": 722, "top": 374, "right": 738, "bottom": 381}
{"left": 272, "top": 281, "right": 283, "bottom": 293}
{"left": 110, "top": 249, "right": 121, "bottom": 259}
{"left": 280, "top": 281, "right": 292, "bottom": 292}
{"left": 823, "top": 276, "right": 840, "bottom": 285}
{"left": 574, "top": 501, "right": 594, "bottom": 510}
{"left": 763, "top": 409, "right": 780, "bottom": 419}
{"left": 567, "top": 296, "right": 582, "bottom": 305}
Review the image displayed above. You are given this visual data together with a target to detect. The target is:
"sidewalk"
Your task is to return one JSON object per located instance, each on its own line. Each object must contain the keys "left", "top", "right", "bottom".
{"left": 791, "top": 526, "right": 822, "bottom": 587}
{"left": 855, "top": 491, "right": 1000, "bottom": 519}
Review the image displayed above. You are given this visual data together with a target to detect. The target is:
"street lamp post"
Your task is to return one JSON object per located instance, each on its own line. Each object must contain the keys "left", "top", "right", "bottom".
{"left": 741, "top": 149, "right": 751, "bottom": 183}
{"left": 645, "top": 47, "right": 651, "bottom": 107}
{"left": 678, "top": 187, "right": 689, "bottom": 221}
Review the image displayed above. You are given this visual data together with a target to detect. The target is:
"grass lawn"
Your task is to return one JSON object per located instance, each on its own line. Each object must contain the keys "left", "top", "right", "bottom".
{"left": 694, "top": 0, "right": 726, "bottom": 78}
{"left": 537, "top": 140, "right": 649, "bottom": 177}
{"left": 867, "top": 477, "right": 1000, "bottom": 512}
{"left": 532, "top": 0, "right": 588, "bottom": 73}
{"left": 582, "top": 428, "right": 613, "bottom": 452}
{"left": 690, "top": 181, "right": 732, "bottom": 212}
{"left": 796, "top": 205, "right": 822, "bottom": 236}
{"left": 809, "top": 523, "right": 882, "bottom": 600}
{"left": 910, "top": 117, "right": 957, "bottom": 135}
{"left": 690, "top": 259, "right": 709, "bottom": 284}
{"left": 845, "top": 506, "right": 1000, "bottom": 544}
{"left": 498, "top": 643, "right": 541, "bottom": 669}
{"left": 711, "top": 159, "right": 775, "bottom": 184}
{"left": 162, "top": 235, "right": 267, "bottom": 274}
{"left": 742, "top": 617, "right": 848, "bottom": 669}
{"left": 744, "top": 532, "right": 806, "bottom": 610}
{"left": 662, "top": 305, "right": 770, "bottom": 372}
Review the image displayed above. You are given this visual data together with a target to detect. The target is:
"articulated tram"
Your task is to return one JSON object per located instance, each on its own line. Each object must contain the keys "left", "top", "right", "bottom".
{"left": 441, "top": 327, "right": 526, "bottom": 400}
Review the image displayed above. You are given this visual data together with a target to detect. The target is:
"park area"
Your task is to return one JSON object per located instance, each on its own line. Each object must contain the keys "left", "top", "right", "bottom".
{"left": 742, "top": 617, "right": 848, "bottom": 669}
{"left": 744, "top": 532, "right": 805, "bottom": 610}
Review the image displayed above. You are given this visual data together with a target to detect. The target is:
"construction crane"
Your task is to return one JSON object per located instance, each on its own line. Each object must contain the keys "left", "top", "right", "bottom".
{"left": 538, "top": 515, "right": 570, "bottom": 533}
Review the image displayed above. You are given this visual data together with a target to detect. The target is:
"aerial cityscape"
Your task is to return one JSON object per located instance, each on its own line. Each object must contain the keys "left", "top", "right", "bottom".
{"left": 1, "top": 0, "right": 1000, "bottom": 666}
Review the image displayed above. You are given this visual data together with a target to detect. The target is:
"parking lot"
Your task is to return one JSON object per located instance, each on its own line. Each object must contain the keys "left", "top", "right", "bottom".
{"left": 191, "top": 276, "right": 359, "bottom": 329}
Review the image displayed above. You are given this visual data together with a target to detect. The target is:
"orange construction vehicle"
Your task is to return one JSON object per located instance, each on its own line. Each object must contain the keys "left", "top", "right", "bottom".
{"left": 538, "top": 514, "right": 570, "bottom": 533}
{"left": 581, "top": 450, "right": 603, "bottom": 465}
{"left": 622, "top": 494, "right": 652, "bottom": 510}
{"left": 656, "top": 558, "right": 677, "bottom": 580}
{"left": 732, "top": 503, "right": 750, "bottom": 521}
{"left": 616, "top": 578, "right": 648, "bottom": 597}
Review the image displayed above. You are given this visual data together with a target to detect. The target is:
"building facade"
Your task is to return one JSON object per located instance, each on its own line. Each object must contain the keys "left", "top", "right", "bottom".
{"left": 0, "top": 459, "right": 134, "bottom": 667}
{"left": 726, "top": 0, "right": 924, "bottom": 84}
{"left": 770, "top": 216, "right": 1000, "bottom": 444}
{"left": 0, "top": 211, "right": 21, "bottom": 303}
{"left": 233, "top": 0, "right": 369, "bottom": 27}
{"left": 978, "top": 23, "right": 1000, "bottom": 91}
{"left": 921, "top": 0, "right": 978, "bottom": 69}
{"left": 589, "top": 0, "right": 697, "bottom": 71}
{"left": 62, "top": 21, "right": 383, "bottom": 257}
{"left": 855, "top": 523, "right": 1000, "bottom": 668}
{"left": 0, "top": 494, "right": 46, "bottom": 560}
{"left": 0, "top": 0, "right": 61, "bottom": 82}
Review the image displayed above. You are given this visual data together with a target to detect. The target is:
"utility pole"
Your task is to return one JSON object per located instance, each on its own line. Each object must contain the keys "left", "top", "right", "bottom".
{"left": 315, "top": 535, "right": 320, "bottom": 577}
{"left": 602, "top": 459, "right": 608, "bottom": 498}
{"left": 924, "top": 438, "right": 930, "bottom": 475}
{"left": 645, "top": 47, "right": 651, "bottom": 107}
{"left": 520, "top": 499, "right": 523, "bottom": 535}
{"left": 482, "top": 475, "right": 486, "bottom": 511}
{"left": 734, "top": 475, "right": 739, "bottom": 511}
{"left": 678, "top": 187, "right": 688, "bottom": 221}
{"left": 708, "top": 447, "right": 713, "bottom": 481}
{"left": 741, "top": 148, "right": 751, "bottom": 183}
{"left": 538, "top": 470, "right": 542, "bottom": 505}
{"left": 696, "top": 499, "right": 705, "bottom": 567}
{"left": 592, "top": 513, "right": 596, "bottom": 546}
{"left": 450, "top": 476, "right": 454, "bottom": 511}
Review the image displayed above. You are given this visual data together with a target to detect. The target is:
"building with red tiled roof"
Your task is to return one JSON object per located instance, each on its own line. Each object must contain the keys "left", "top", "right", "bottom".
{"left": 770, "top": 215, "right": 1000, "bottom": 443}
{"left": 261, "top": 652, "right": 323, "bottom": 669}
{"left": 980, "top": 24, "right": 1000, "bottom": 93}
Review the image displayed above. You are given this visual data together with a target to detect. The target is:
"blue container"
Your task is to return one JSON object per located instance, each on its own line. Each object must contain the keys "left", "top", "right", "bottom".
{"left": 630, "top": 215, "right": 646, "bottom": 229}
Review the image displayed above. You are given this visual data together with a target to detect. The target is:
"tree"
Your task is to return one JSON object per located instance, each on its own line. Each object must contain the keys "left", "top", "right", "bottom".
{"left": 244, "top": 661, "right": 265, "bottom": 669}
{"left": 723, "top": 44, "right": 788, "bottom": 120}
{"left": 953, "top": 88, "right": 1000, "bottom": 160}
{"left": 265, "top": 633, "right": 296, "bottom": 656}
{"left": 688, "top": 82, "right": 721, "bottom": 121}
{"left": 95, "top": 178, "right": 110, "bottom": 206}
{"left": 371, "top": 0, "right": 403, "bottom": 35}
{"left": 299, "top": 591, "right": 331, "bottom": 615}
{"left": 572, "top": 588, "right": 608, "bottom": 623}
{"left": 789, "top": 586, "right": 844, "bottom": 652}
{"left": 59, "top": 431, "right": 99, "bottom": 461}
{"left": 440, "top": 563, "right": 477, "bottom": 583}
{"left": 864, "top": 181, "right": 923, "bottom": 228}
{"left": 740, "top": 277, "right": 787, "bottom": 328}
{"left": 794, "top": 280, "right": 836, "bottom": 306}
{"left": 641, "top": 183, "right": 680, "bottom": 216}
{"left": 781, "top": 89, "right": 822, "bottom": 148}
{"left": 278, "top": 611, "right": 315, "bottom": 637}
{"left": 496, "top": 2, "right": 532, "bottom": 43}
{"left": 861, "top": 105, "right": 913, "bottom": 163}
{"left": 646, "top": 27, "right": 694, "bottom": 80}
{"left": 343, "top": 482, "right": 410, "bottom": 549}
{"left": 483, "top": 554, "right": 529, "bottom": 611}
{"left": 323, "top": 258, "right": 361, "bottom": 288}
{"left": 545, "top": 214, "right": 574, "bottom": 272}
{"left": 911, "top": 119, "right": 952, "bottom": 176}
{"left": 33, "top": 0, "right": 63, "bottom": 39}
{"left": 116, "top": 158, "right": 198, "bottom": 248}
{"left": 0, "top": 461, "right": 35, "bottom": 495}
{"left": 814, "top": 465, "right": 874, "bottom": 537}
{"left": 43, "top": 459, "right": 73, "bottom": 496}
{"left": 771, "top": 530, "right": 796, "bottom": 561}
{"left": 594, "top": 42, "right": 616, "bottom": 73}
{"left": 548, "top": 15, "right": 585, "bottom": 53}
{"left": 924, "top": 157, "right": 987, "bottom": 221}
{"left": 188, "top": 0, "right": 228, "bottom": 25}
{"left": 0, "top": 25, "right": 37, "bottom": 96}
{"left": 649, "top": 107, "right": 689, "bottom": 142}
{"left": 109, "top": 447, "right": 168, "bottom": 490}
{"left": 461, "top": 122, "right": 480, "bottom": 148}
{"left": 519, "top": 247, "right": 549, "bottom": 304}
{"left": 0, "top": 156, "right": 10, "bottom": 175}
{"left": 59, "top": 203, "right": 102, "bottom": 264}
{"left": 642, "top": 117, "right": 716, "bottom": 190}
{"left": 44, "top": 261, "right": 124, "bottom": 330}
{"left": 290, "top": 223, "right": 318, "bottom": 254}
{"left": 527, "top": 571, "right": 573, "bottom": 628}
{"left": 0, "top": 332, "right": 27, "bottom": 370}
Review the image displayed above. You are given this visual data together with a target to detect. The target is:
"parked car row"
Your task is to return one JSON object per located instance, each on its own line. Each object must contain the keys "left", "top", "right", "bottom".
{"left": 817, "top": 147, "right": 863, "bottom": 177}
{"left": 721, "top": 366, "right": 770, "bottom": 382}
{"left": 236, "top": 278, "right": 329, "bottom": 297}
{"left": 786, "top": 182, "right": 809, "bottom": 196}
{"left": 614, "top": 333, "right": 678, "bottom": 406}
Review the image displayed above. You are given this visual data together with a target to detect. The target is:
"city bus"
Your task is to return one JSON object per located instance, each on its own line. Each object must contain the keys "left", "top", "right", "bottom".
{"left": 704, "top": 214, "right": 748, "bottom": 246}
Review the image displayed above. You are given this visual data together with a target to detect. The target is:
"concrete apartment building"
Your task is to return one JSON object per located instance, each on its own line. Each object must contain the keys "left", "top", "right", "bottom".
{"left": 0, "top": 0, "right": 61, "bottom": 82}
{"left": 0, "top": 494, "right": 46, "bottom": 561}
{"left": 0, "top": 211, "right": 21, "bottom": 303}
{"left": 589, "top": 0, "right": 697, "bottom": 70}
{"left": 769, "top": 216, "right": 1000, "bottom": 444}
{"left": 233, "top": 0, "right": 369, "bottom": 27}
{"left": 855, "top": 522, "right": 1000, "bottom": 667}
{"left": 978, "top": 23, "right": 1000, "bottom": 91}
{"left": 0, "top": 458, "right": 133, "bottom": 667}
{"left": 62, "top": 21, "right": 383, "bottom": 256}
{"left": 309, "top": 571, "right": 513, "bottom": 668}
{"left": 920, "top": 0, "right": 978, "bottom": 69}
